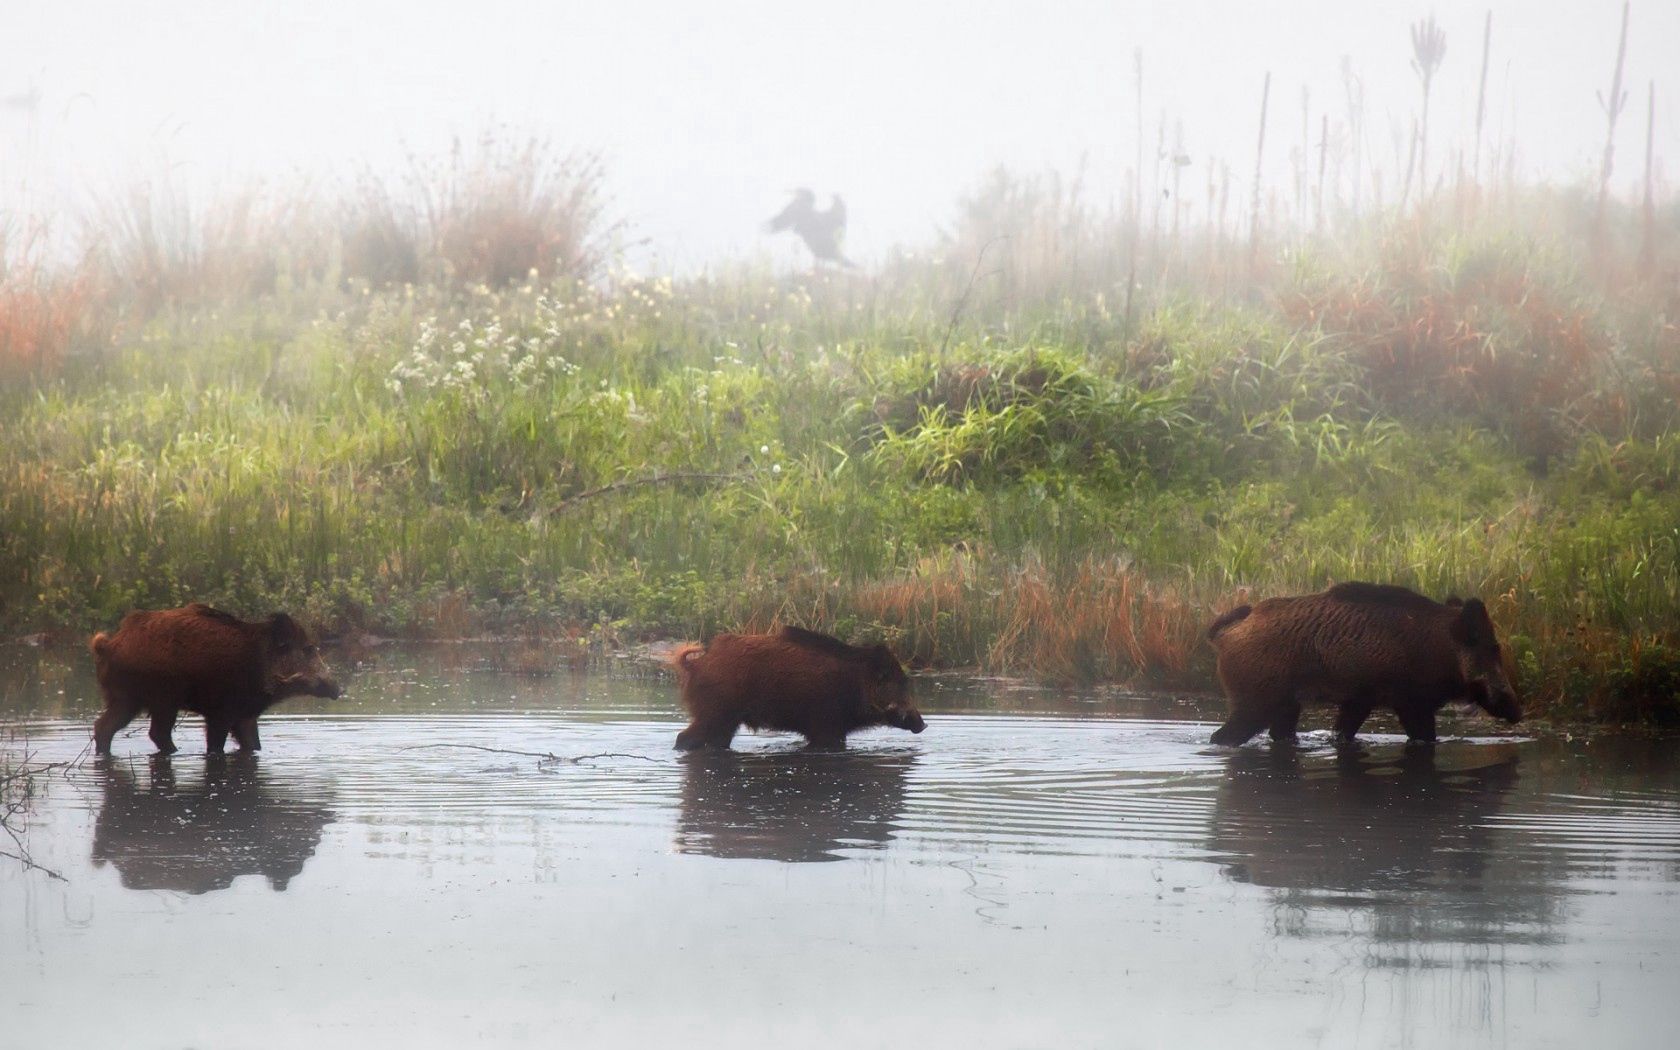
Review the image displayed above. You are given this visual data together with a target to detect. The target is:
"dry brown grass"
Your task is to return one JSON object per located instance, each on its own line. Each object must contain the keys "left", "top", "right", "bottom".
{"left": 66, "top": 135, "right": 617, "bottom": 312}
{"left": 837, "top": 553, "right": 1227, "bottom": 685}
{"left": 0, "top": 223, "right": 102, "bottom": 376}
{"left": 402, "top": 134, "right": 617, "bottom": 288}
{"left": 674, "top": 554, "right": 1222, "bottom": 686}
{"left": 87, "top": 183, "right": 326, "bottom": 313}
{"left": 416, "top": 592, "right": 480, "bottom": 640}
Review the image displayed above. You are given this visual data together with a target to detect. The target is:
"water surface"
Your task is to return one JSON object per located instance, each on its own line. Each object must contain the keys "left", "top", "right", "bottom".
{"left": 3, "top": 645, "right": 1677, "bottom": 1048}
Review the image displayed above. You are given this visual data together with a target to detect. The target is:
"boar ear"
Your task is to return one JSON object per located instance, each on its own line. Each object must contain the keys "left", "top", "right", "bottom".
{"left": 267, "top": 613, "right": 302, "bottom": 649}
{"left": 1449, "top": 598, "right": 1492, "bottom": 647}
{"left": 869, "top": 644, "right": 900, "bottom": 681}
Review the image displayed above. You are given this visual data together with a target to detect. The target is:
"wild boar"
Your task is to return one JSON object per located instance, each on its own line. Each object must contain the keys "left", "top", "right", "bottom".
{"left": 667, "top": 625, "right": 926, "bottom": 750}
{"left": 91, "top": 603, "right": 341, "bottom": 755}
{"left": 1205, "top": 582, "right": 1522, "bottom": 746}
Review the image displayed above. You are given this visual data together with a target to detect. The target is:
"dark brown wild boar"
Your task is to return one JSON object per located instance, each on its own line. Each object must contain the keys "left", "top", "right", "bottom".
{"left": 91, "top": 604, "right": 341, "bottom": 755}
{"left": 1205, "top": 582, "right": 1522, "bottom": 746}
{"left": 667, "top": 626, "right": 925, "bottom": 750}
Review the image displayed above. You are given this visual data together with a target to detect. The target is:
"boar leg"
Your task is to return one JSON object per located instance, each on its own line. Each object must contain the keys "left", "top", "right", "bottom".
{"left": 232, "top": 718, "right": 262, "bottom": 752}
{"left": 1395, "top": 705, "right": 1438, "bottom": 744}
{"left": 1333, "top": 702, "right": 1373, "bottom": 744}
{"left": 675, "top": 718, "right": 739, "bottom": 751}
{"left": 204, "top": 718, "right": 233, "bottom": 754}
{"left": 1267, "top": 703, "right": 1303, "bottom": 743}
{"left": 1210, "top": 709, "right": 1270, "bottom": 746}
{"left": 92, "top": 694, "right": 142, "bottom": 756}
{"left": 147, "top": 705, "right": 180, "bottom": 755}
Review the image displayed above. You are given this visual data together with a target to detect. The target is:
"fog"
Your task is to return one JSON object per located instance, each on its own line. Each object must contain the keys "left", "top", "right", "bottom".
{"left": 3, "top": 0, "right": 1676, "bottom": 268}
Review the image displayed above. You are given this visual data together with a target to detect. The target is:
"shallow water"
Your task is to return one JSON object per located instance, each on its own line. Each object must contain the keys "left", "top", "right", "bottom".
{"left": 3, "top": 646, "right": 1678, "bottom": 1049}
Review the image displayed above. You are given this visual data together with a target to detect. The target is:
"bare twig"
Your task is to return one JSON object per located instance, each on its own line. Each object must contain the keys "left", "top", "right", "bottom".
{"left": 544, "top": 471, "right": 749, "bottom": 516}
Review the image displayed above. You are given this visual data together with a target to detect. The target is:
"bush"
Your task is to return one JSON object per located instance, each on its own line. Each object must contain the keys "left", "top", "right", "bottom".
{"left": 867, "top": 347, "right": 1189, "bottom": 486}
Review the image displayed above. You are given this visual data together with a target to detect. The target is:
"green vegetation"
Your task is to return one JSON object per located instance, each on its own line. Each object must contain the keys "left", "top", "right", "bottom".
{"left": 3, "top": 150, "right": 1679, "bottom": 724}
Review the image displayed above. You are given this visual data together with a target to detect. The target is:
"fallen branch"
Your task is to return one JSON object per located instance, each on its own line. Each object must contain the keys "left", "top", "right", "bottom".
{"left": 543, "top": 471, "right": 750, "bottom": 516}
{"left": 0, "top": 760, "right": 70, "bottom": 788}
{"left": 1, "top": 762, "right": 68, "bottom": 882}
{"left": 564, "top": 751, "right": 663, "bottom": 764}
{"left": 0, "top": 846, "right": 67, "bottom": 882}
{"left": 397, "top": 743, "right": 660, "bottom": 765}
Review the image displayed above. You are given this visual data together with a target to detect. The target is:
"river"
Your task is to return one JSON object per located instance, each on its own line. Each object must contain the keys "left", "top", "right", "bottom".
{"left": 3, "top": 645, "right": 1677, "bottom": 1048}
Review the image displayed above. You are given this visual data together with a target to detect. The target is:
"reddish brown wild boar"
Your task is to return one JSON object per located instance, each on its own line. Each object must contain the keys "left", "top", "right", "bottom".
{"left": 667, "top": 626, "right": 925, "bottom": 749}
{"left": 1206, "top": 582, "right": 1522, "bottom": 746}
{"left": 91, "top": 604, "right": 341, "bottom": 755}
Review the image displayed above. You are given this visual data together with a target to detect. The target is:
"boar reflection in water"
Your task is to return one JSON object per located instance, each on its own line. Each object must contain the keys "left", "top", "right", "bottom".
{"left": 1209, "top": 745, "right": 1566, "bottom": 946}
{"left": 676, "top": 750, "right": 914, "bottom": 861}
{"left": 92, "top": 755, "right": 334, "bottom": 894}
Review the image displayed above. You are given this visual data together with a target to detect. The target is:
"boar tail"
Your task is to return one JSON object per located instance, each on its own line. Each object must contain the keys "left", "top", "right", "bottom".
{"left": 1206, "top": 604, "right": 1252, "bottom": 642}
{"left": 667, "top": 643, "right": 704, "bottom": 680}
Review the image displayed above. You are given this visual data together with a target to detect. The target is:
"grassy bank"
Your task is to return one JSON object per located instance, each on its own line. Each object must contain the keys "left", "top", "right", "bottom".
{"left": 3, "top": 163, "right": 1679, "bottom": 723}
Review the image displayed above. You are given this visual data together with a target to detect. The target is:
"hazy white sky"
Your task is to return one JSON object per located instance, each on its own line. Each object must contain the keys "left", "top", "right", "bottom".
{"left": 3, "top": 1, "right": 1675, "bottom": 268}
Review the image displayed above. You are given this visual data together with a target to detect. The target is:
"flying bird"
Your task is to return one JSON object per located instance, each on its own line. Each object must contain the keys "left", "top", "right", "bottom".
{"left": 766, "top": 188, "right": 853, "bottom": 267}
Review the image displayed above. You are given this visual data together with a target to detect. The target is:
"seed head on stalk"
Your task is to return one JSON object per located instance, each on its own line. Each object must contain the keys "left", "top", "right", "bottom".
{"left": 1410, "top": 14, "right": 1447, "bottom": 198}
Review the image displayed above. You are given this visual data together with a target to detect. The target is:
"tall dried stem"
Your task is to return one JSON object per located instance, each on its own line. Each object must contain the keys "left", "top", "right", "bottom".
{"left": 1410, "top": 15, "right": 1447, "bottom": 203}
{"left": 1123, "top": 48, "right": 1143, "bottom": 339}
{"left": 1472, "top": 11, "right": 1493, "bottom": 191}
{"left": 1315, "top": 114, "right": 1329, "bottom": 235}
{"left": 1594, "top": 1, "right": 1631, "bottom": 261}
{"left": 1249, "top": 71, "right": 1271, "bottom": 281}
{"left": 1341, "top": 58, "right": 1364, "bottom": 218}
{"left": 1641, "top": 80, "right": 1657, "bottom": 278}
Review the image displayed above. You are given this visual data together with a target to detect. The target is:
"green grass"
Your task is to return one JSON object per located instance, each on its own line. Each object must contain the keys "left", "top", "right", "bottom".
{"left": 3, "top": 186, "right": 1679, "bottom": 725}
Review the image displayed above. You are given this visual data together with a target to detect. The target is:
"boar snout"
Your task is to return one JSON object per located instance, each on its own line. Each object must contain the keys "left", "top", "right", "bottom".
{"left": 1485, "top": 688, "right": 1523, "bottom": 724}
{"left": 896, "top": 710, "right": 927, "bottom": 734}
{"left": 1467, "top": 677, "right": 1522, "bottom": 724}
{"left": 278, "top": 672, "right": 341, "bottom": 700}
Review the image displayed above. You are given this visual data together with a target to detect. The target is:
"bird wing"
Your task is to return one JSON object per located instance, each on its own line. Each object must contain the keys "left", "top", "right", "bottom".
{"left": 825, "top": 196, "right": 847, "bottom": 235}
{"left": 766, "top": 195, "right": 803, "bottom": 233}
{"left": 801, "top": 229, "right": 841, "bottom": 261}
